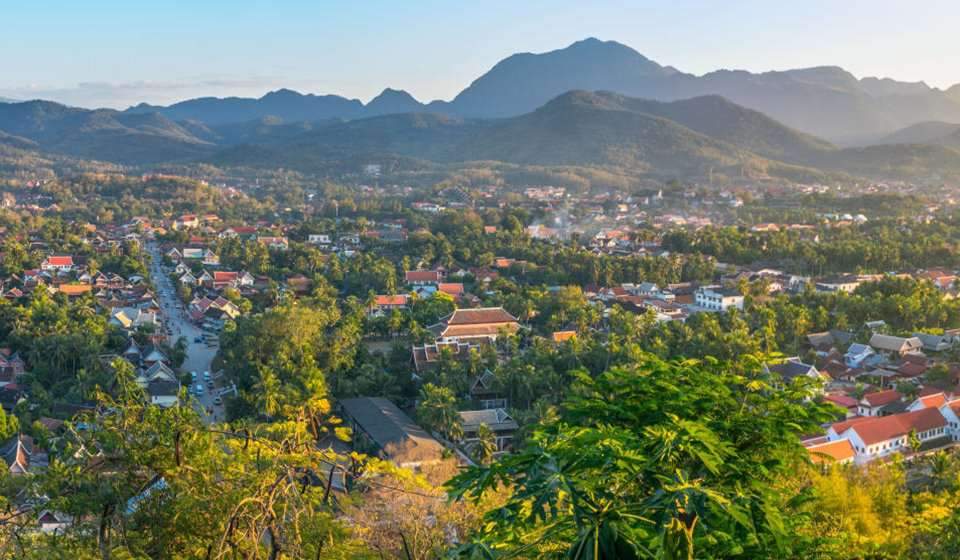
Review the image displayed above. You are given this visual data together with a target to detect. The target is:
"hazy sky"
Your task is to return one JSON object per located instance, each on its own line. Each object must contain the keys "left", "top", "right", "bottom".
{"left": 2, "top": 0, "right": 958, "bottom": 109}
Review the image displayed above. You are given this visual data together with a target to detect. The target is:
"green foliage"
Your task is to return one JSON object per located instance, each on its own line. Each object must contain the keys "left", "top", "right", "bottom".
{"left": 417, "top": 383, "right": 463, "bottom": 441}
{"left": 449, "top": 352, "right": 836, "bottom": 559}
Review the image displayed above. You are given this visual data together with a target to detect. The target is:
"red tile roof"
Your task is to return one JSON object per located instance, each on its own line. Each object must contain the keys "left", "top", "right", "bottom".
{"left": 914, "top": 393, "right": 948, "bottom": 410}
{"left": 824, "top": 393, "right": 858, "bottom": 409}
{"left": 405, "top": 270, "right": 441, "bottom": 283}
{"left": 839, "top": 408, "right": 948, "bottom": 445}
{"left": 437, "top": 283, "right": 464, "bottom": 297}
{"left": 444, "top": 308, "right": 518, "bottom": 325}
{"left": 45, "top": 256, "right": 73, "bottom": 266}
{"left": 375, "top": 295, "right": 409, "bottom": 306}
{"left": 862, "top": 389, "right": 902, "bottom": 407}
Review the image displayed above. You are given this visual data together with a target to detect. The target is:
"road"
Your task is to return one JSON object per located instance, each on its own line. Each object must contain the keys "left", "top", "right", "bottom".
{"left": 147, "top": 242, "right": 226, "bottom": 423}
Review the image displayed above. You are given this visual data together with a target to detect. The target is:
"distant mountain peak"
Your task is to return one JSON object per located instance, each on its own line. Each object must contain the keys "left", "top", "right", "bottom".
{"left": 261, "top": 88, "right": 303, "bottom": 100}
{"left": 365, "top": 88, "right": 424, "bottom": 116}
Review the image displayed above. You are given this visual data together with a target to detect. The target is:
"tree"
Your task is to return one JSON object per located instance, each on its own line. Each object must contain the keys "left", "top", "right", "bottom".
{"left": 0, "top": 358, "right": 372, "bottom": 559}
{"left": 0, "top": 407, "right": 18, "bottom": 441}
{"left": 473, "top": 423, "right": 497, "bottom": 465}
{"left": 417, "top": 383, "right": 463, "bottom": 442}
{"left": 449, "top": 352, "right": 837, "bottom": 559}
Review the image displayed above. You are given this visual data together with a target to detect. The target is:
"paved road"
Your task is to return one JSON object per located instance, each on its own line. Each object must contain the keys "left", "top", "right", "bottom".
{"left": 147, "top": 243, "right": 226, "bottom": 423}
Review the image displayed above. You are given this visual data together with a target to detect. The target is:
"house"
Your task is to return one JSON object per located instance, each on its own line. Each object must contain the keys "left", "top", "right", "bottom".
{"left": 138, "top": 361, "right": 180, "bottom": 408}
{"left": 0, "top": 434, "right": 47, "bottom": 475}
{"left": 469, "top": 370, "right": 505, "bottom": 409}
{"left": 258, "top": 236, "right": 289, "bottom": 250}
{"left": 844, "top": 343, "right": 876, "bottom": 368}
{"left": 405, "top": 270, "right": 443, "bottom": 285}
{"left": 437, "top": 283, "right": 465, "bottom": 299}
{"left": 815, "top": 275, "right": 861, "bottom": 293}
{"left": 219, "top": 226, "right": 258, "bottom": 239}
{"left": 411, "top": 341, "right": 484, "bottom": 374}
{"left": 919, "top": 268, "right": 957, "bottom": 291}
{"left": 694, "top": 286, "right": 744, "bottom": 312}
{"left": 869, "top": 334, "right": 924, "bottom": 358}
{"left": 40, "top": 256, "right": 74, "bottom": 272}
{"left": 37, "top": 510, "right": 73, "bottom": 534}
{"left": 369, "top": 294, "right": 410, "bottom": 317}
{"left": 307, "top": 234, "right": 332, "bottom": 246}
{"left": 212, "top": 271, "right": 239, "bottom": 290}
{"left": 823, "top": 393, "right": 859, "bottom": 418}
{"left": 913, "top": 331, "right": 958, "bottom": 352}
{"left": 172, "top": 214, "right": 199, "bottom": 230}
{"left": 766, "top": 358, "right": 829, "bottom": 387}
{"left": 826, "top": 407, "right": 949, "bottom": 464}
{"left": 907, "top": 392, "right": 950, "bottom": 412}
{"left": 805, "top": 439, "right": 856, "bottom": 465}
{"left": 181, "top": 248, "right": 219, "bottom": 266}
{"left": 110, "top": 307, "right": 158, "bottom": 331}
{"left": 428, "top": 308, "right": 520, "bottom": 343}
{"left": 458, "top": 408, "right": 518, "bottom": 455}
{"left": 338, "top": 397, "right": 445, "bottom": 467}
{"left": 858, "top": 389, "right": 904, "bottom": 417}
{"left": 806, "top": 330, "right": 853, "bottom": 353}
{"left": 57, "top": 283, "right": 93, "bottom": 297}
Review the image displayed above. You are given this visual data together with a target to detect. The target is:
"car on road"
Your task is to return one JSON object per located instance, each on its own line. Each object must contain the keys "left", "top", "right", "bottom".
{"left": 194, "top": 384, "right": 204, "bottom": 395}
{"left": 213, "top": 396, "right": 223, "bottom": 405}
{"left": 206, "top": 380, "right": 214, "bottom": 389}
{"left": 194, "top": 337, "right": 203, "bottom": 343}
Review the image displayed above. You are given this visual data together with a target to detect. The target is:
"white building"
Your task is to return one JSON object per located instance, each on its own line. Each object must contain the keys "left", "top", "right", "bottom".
{"left": 694, "top": 286, "right": 744, "bottom": 312}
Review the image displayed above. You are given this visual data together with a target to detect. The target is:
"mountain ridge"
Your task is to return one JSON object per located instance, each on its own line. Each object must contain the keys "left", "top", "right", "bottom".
{"left": 102, "top": 38, "right": 960, "bottom": 144}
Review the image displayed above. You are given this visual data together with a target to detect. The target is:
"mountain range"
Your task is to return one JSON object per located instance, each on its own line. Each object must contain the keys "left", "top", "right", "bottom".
{"left": 110, "top": 38, "right": 960, "bottom": 145}
{"left": 2, "top": 37, "right": 960, "bottom": 182}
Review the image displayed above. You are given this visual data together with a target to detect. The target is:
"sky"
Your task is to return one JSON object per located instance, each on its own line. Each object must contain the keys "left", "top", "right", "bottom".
{"left": 2, "top": 0, "right": 959, "bottom": 109}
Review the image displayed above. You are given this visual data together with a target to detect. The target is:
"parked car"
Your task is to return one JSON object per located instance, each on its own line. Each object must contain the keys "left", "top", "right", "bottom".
{"left": 213, "top": 396, "right": 223, "bottom": 405}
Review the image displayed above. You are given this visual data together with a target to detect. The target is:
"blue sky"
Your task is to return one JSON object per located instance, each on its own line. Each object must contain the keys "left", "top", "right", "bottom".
{"left": 2, "top": 0, "right": 958, "bottom": 108}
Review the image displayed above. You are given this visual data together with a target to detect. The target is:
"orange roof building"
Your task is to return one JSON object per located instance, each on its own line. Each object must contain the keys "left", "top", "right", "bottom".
{"left": 806, "top": 439, "right": 855, "bottom": 465}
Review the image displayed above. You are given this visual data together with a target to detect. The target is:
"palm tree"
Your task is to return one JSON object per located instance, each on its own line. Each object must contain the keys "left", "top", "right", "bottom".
{"left": 474, "top": 423, "right": 497, "bottom": 464}
{"left": 253, "top": 368, "right": 283, "bottom": 418}
{"left": 417, "top": 383, "right": 463, "bottom": 442}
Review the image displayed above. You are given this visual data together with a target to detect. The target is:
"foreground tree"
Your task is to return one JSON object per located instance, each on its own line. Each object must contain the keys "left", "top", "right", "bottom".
{"left": 448, "top": 353, "right": 836, "bottom": 559}
{"left": 0, "top": 359, "right": 372, "bottom": 559}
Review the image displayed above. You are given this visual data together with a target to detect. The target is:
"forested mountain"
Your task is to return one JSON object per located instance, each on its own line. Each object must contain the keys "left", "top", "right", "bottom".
{"left": 208, "top": 91, "right": 836, "bottom": 180}
{"left": 125, "top": 88, "right": 366, "bottom": 126}
{"left": 100, "top": 38, "right": 960, "bottom": 145}
{"left": 444, "top": 39, "right": 960, "bottom": 143}
{"left": 0, "top": 100, "right": 215, "bottom": 163}
{"left": 878, "top": 121, "right": 960, "bottom": 149}
{"left": 209, "top": 90, "right": 960, "bottom": 182}
{"left": 4, "top": 88, "right": 960, "bottom": 181}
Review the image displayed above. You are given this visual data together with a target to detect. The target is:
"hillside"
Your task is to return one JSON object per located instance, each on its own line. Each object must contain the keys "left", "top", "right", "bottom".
{"left": 127, "top": 89, "right": 367, "bottom": 126}
{"left": 586, "top": 93, "right": 835, "bottom": 160}
{"left": 0, "top": 100, "right": 214, "bottom": 164}
{"left": 877, "top": 121, "right": 960, "bottom": 148}
{"left": 814, "top": 143, "right": 960, "bottom": 180}
{"left": 452, "top": 92, "right": 752, "bottom": 174}
{"left": 210, "top": 91, "right": 832, "bottom": 181}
